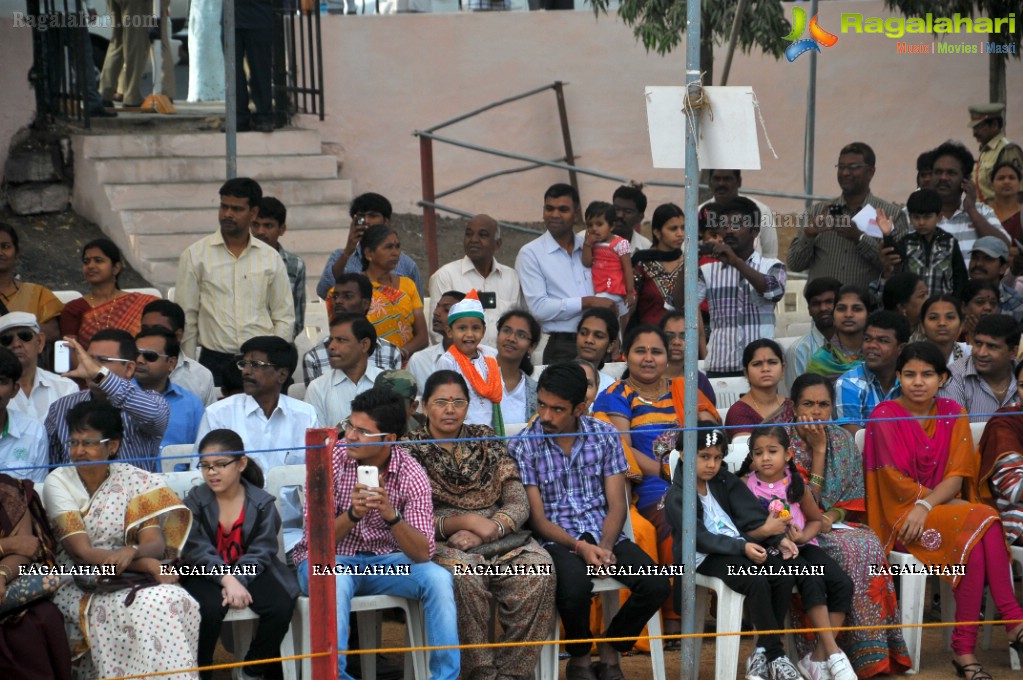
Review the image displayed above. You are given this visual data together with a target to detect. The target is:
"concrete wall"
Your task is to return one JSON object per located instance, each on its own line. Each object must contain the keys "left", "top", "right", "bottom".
{"left": 0, "top": 24, "right": 37, "bottom": 198}
{"left": 308, "top": 0, "right": 1023, "bottom": 224}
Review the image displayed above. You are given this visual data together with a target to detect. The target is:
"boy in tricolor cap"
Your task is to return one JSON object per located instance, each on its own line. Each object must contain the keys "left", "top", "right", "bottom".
{"left": 437, "top": 290, "right": 504, "bottom": 433}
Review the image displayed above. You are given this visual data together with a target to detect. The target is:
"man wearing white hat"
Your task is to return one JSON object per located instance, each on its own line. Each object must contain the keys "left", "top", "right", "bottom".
{"left": 970, "top": 103, "right": 1023, "bottom": 203}
{"left": 0, "top": 311, "right": 78, "bottom": 422}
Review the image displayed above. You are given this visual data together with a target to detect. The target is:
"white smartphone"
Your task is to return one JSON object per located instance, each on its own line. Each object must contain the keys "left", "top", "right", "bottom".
{"left": 54, "top": 340, "right": 71, "bottom": 373}
{"left": 356, "top": 465, "right": 379, "bottom": 494}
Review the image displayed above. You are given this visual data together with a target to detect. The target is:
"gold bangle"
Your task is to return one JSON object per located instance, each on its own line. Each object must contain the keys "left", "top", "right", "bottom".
{"left": 0, "top": 565, "right": 13, "bottom": 582}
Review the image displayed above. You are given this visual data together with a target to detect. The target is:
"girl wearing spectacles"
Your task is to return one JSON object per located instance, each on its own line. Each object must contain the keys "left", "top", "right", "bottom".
{"left": 403, "top": 370, "right": 555, "bottom": 680}
{"left": 495, "top": 310, "right": 540, "bottom": 426}
{"left": 180, "top": 428, "right": 299, "bottom": 680}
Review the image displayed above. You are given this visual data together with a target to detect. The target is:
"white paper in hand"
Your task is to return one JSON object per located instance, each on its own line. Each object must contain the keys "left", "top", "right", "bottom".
{"left": 853, "top": 204, "right": 882, "bottom": 238}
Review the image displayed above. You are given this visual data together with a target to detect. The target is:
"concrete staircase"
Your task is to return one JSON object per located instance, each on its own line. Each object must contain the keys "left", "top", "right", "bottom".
{"left": 70, "top": 128, "right": 351, "bottom": 295}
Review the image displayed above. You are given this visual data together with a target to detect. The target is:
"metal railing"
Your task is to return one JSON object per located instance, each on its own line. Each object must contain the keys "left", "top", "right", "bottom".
{"left": 414, "top": 83, "right": 835, "bottom": 274}
{"left": 30, "top": 0, "right": 92, "bottom": 127}
{"left": 278, "top": 0, "right": 326, "bottom": 121}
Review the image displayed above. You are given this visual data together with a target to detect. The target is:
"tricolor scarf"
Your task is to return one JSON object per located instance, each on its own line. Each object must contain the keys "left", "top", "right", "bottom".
{"left": 447, "top": 347, "right": 505, "bottom": 435}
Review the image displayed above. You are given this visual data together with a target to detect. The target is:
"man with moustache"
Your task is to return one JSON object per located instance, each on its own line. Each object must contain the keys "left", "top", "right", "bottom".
{"left": 0, "top": 312, "right": 78, "bottom": 421}
{"left": 305, "top": 313, "right": 381, "bottom": 428}
{"left": 969, "top": 103, "right": 1023, "bottom": 203}
{"left": 783, "top": 277, "right": 842, "bottom": 391}
{"left": 834, "top": 311, "right": 908, "bottom": 435}
{"left": 701, "top": 170, "right": 778, "bottom": 258}
{"left": 927, "top": 140, "right": 1008, "bottom": 264}
{"left": 175, "top": 178, "right": 295, "bottom": 385}
{"left": 941, "top": 314, "right": 1020, "bottom": 422}
{"left": 788, "top": 142, "right": 908, "bottom": 288}
{"left": 517, "top": 184, "right": 617, "bottom": 363}
{"left": 509, "top": 363, "right": 669, "bottom": 680}
{"left": 133, "top": 327, "right": 204, "bottom": 450}
{"left": 967, "top": 236, "right": 1023, "bottom": 323}
{"left": 611, "top": 185, "right": 652, "bottom": 251}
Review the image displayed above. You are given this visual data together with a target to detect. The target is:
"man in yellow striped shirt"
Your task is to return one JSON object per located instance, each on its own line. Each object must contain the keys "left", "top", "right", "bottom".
{"left": 175, "top": 177, "right": 296, "bottom": 385}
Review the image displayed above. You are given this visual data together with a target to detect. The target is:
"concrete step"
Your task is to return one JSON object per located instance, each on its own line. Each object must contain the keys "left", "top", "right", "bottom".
{"left": 134, "top": 224, "right": 348, "bottom": 260}
{"left": 92, "top": 154, "right": 339, "bottom": 184}
{"left": 121, "top": 205, "right": 345, "bottom": 236}
{"left": 79, "top": 129, "right": 324, "bottom": 159}
{"left": 106, "top": 178, "right": 353, "bottom": 210}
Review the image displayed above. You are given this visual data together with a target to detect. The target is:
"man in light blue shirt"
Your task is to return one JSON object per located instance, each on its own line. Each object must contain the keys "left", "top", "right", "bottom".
{"left": 784, "top": 277, "right": 842, "bottom": 392}
{"left": 516, "top": 183, "right": 617, "bottom": 362}
{"left": 834, "top": 311, "right": 908, "bottom": 434}
{"left": 133, "top": 329, "right": 204, "bottom": 453}
{"left": 0, "top": 347, "right": 47, "bottom": 483}
{"left": 317, "top": 192, "right": 422, "bottom": 300}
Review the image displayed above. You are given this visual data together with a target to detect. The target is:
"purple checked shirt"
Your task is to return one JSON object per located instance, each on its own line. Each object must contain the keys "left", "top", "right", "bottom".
{"left": 508, "top": 415, "right": 628, "bottom": 545}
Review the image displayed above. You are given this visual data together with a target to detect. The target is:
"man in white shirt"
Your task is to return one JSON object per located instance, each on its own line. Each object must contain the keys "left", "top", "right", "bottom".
{"left": 428, "top": 214, "right": 524, "bottom": 347}
{"left": 196, "top": 336, "right": 318, "bottom": 470}
{"left": 0, "top": 346, "right": 48, "bottom": 483}
{"left": 305, "top": 313, "right": 381, "bottom": 428}
{"left": 141, "top": 300, "right": 217, "bottom": 406}
{"left": 517, "top": 184, "right": 617, "bottom": 363}
{"left": 0, "top": 312, "right": 78, "bottom": 421}
{"left": 175, "top": 177, "right": 295, "bottom": 385}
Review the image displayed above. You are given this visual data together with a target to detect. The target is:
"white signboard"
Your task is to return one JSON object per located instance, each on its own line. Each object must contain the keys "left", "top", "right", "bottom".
{"left": 645, "top": 85, "right": 762, "bottom": 170}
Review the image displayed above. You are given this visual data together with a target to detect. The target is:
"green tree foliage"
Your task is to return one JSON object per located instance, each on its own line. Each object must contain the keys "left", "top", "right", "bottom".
{"left": 588, "top": 0, "right": 792, "bottom": 83}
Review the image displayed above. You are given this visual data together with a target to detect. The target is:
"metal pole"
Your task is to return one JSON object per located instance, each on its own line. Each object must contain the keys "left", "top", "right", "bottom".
{"left": 553, "top": 81, "right": 579, "bottom": 193}
{"left": 680, "top": 0, "right": 701, "bottom": 673}
{"left": 719, "top": 0, "right": 749, "bottom": 86}
{"left": 306, "top": 427, "right": 339, "bottom": 680}
{"left": 225, "top": 0, "right": 237, "bottom": 179}
{"left": 803, "top": 0, "right": 819, "bottom": 212}
{"left": 421, "top": 136, "right": 440, "bottom": 276}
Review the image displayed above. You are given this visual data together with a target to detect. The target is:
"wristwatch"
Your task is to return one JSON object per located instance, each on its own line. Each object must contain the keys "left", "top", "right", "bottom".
{"left": 384, "top": 510, "right": 403, "bottom": 527}
{"left": 95, "top": 366, "right": 111, "bottom": 384}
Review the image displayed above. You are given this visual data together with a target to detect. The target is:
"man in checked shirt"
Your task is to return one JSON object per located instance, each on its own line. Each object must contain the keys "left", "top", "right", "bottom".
{"left": 290, "top": 388, "right": 458, "bottom": 680}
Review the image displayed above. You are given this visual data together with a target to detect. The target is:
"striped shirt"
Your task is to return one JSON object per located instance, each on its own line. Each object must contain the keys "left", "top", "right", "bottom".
{"left": 939, "top": 355, "right": 1020, "bottom": 423}
{"left": 787, "top": 192, "right": 908, "bottom": 289}
{"left": 175, "top": 231, "right": 296, "bottom": 358}
{"left": 279, "top": 246, "right": 307, "bottom": 337}
{"left": 698, "top": 252, "right": 786, "bottom": 374}
{"left": 919, "top": 198, "right": 1007, "bottom": 271}
{"left": 1001, "top": 285, "right": 1023, "bottom": 324}
{"left": 508, "top": 415, "right": 628, "bottom": 545}
{"left": 45, "top": 374, "right": 170, "bottom": 471}
{"left": 988, "top": 451, "right": 1023, "bottom": 543}
{"left": 290, "top": 442, "right": 435, "bottom": 565}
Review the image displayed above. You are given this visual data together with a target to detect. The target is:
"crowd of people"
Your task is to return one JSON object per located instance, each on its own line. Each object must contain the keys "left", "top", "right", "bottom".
{"left": 0, "top": 107, "right": 1022, "bottom": 680}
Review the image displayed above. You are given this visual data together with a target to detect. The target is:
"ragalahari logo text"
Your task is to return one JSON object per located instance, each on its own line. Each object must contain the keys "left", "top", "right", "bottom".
{"left": 783, "top": 7, "right": 839, "bottom": 61}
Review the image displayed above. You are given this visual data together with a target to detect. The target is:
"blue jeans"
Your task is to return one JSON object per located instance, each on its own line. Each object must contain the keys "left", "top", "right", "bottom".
{"left": 297, "top": 553, "right": 459, "bottom": 680}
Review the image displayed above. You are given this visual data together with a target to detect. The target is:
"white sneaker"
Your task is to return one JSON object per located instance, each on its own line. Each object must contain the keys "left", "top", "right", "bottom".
{"left": 827, "top": 652, "right": 857, "bottom": 680}
{"left": 746, "top": 647, "right": 769, "bottom": 680}
{"left": 768, "top": 656, "right": 803, "bottom": 680}
{"left": 798, "top": 653, "right": 832, "bottom": 680}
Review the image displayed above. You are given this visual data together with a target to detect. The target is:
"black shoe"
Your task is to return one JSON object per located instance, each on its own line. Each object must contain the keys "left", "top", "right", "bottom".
{"left": 88, "top": 107, "right": 117, "bottom": 118}
{"left": 253, "top": 120, "right": 274, "bottom": 133}
{"left": 219, "top": 121, "right": 252, "bottom": 132}
{"left": 101, "top": 99, "right": 114, "bottom": 108}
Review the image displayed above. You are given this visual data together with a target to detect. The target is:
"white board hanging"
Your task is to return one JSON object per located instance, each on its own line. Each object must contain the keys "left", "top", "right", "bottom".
{"left": 645, "top": 85, "right": 762, "bottom": 170}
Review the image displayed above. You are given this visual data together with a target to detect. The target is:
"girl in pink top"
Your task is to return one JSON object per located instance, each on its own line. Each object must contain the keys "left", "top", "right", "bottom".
{"left": 582, "top": 201, "right": 635, "bottom": 335}
{"left": 738, "top": 425, "right": 858, "bottom": 680}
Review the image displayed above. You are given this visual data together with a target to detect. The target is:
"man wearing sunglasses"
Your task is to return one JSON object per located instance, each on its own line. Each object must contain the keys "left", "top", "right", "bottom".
{"left": 291, "top": 387, "right": 459, "bottom": 680}
{"left": 44, "top": 329, "right": 169, "bottom": 471}
{"left": 0, "top": 312, "right": 78, "bottom": 422}
{"left": 134, "top": 328, "right": 204, "bottom": 453}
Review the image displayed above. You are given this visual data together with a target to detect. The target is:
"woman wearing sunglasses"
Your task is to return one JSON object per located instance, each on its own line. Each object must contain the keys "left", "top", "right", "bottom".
{"left": 181, "top": 429, "right": 299, "bottom": 680}
{"left": 403, "top": 370, "right": 555, "bottom": 680}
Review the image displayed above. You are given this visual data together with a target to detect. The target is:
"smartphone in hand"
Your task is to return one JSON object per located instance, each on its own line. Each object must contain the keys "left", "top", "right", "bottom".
{"left": 54, "top": 340, "right": 71, "bottom": 373}
{"left": 356, "top": 465, "right": 380, "bottom": 494}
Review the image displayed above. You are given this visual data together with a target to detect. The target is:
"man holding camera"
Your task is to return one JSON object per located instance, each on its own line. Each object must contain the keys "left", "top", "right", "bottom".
{"left": 787, "top": 142, "right": 907, "bottom": 288}
{"left": 428, "top": 214, "right": 524, "bottom": 347}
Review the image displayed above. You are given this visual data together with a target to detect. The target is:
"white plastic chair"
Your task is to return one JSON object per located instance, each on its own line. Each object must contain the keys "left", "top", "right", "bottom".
{"left": 785, "top": 321, "right": 813, "bottom": 338}
{"left": 124, "top": 287, "right": 162, "bottom": 298}
{"left": 539, "top": 494, "right": 665, "bottom": 680}
{"left": 287, "top": 382, "right": 307, "bottom": 401}
{"left": 266, "top": 464, "right": 429, "bottom": 680}
{"left": 167, "top": 286, "right": 176, "bottom": 302}
{"left": 970, "top": 421, "right": 988, "bottom": 445}
{"left": 53, "top": 290, "right": 83, "bottom": 304}
{"left": 774, "top": 336, "right": 801, "bottom": 353}
{"left": 725, "top": 434, "right": 750, "bottom": 474}
{"left": 162, "top": 469, "right": 204, "bottom": 498}
{"left": 602, "top": 362, "right": 627, "bottom": 380}
{"left": 160, "top": 443, "right": 195, "bottom": 473}
{"left": 504, "top": 422, "right": 528, "bottom": 437}
{"left": 711, "top": 377, "right": 749, "bottom": 411}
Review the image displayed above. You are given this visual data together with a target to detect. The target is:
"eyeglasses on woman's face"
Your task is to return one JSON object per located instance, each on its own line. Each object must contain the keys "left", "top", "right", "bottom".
{"left": 428, "top": 398, "right": 470, "bottom": 411}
